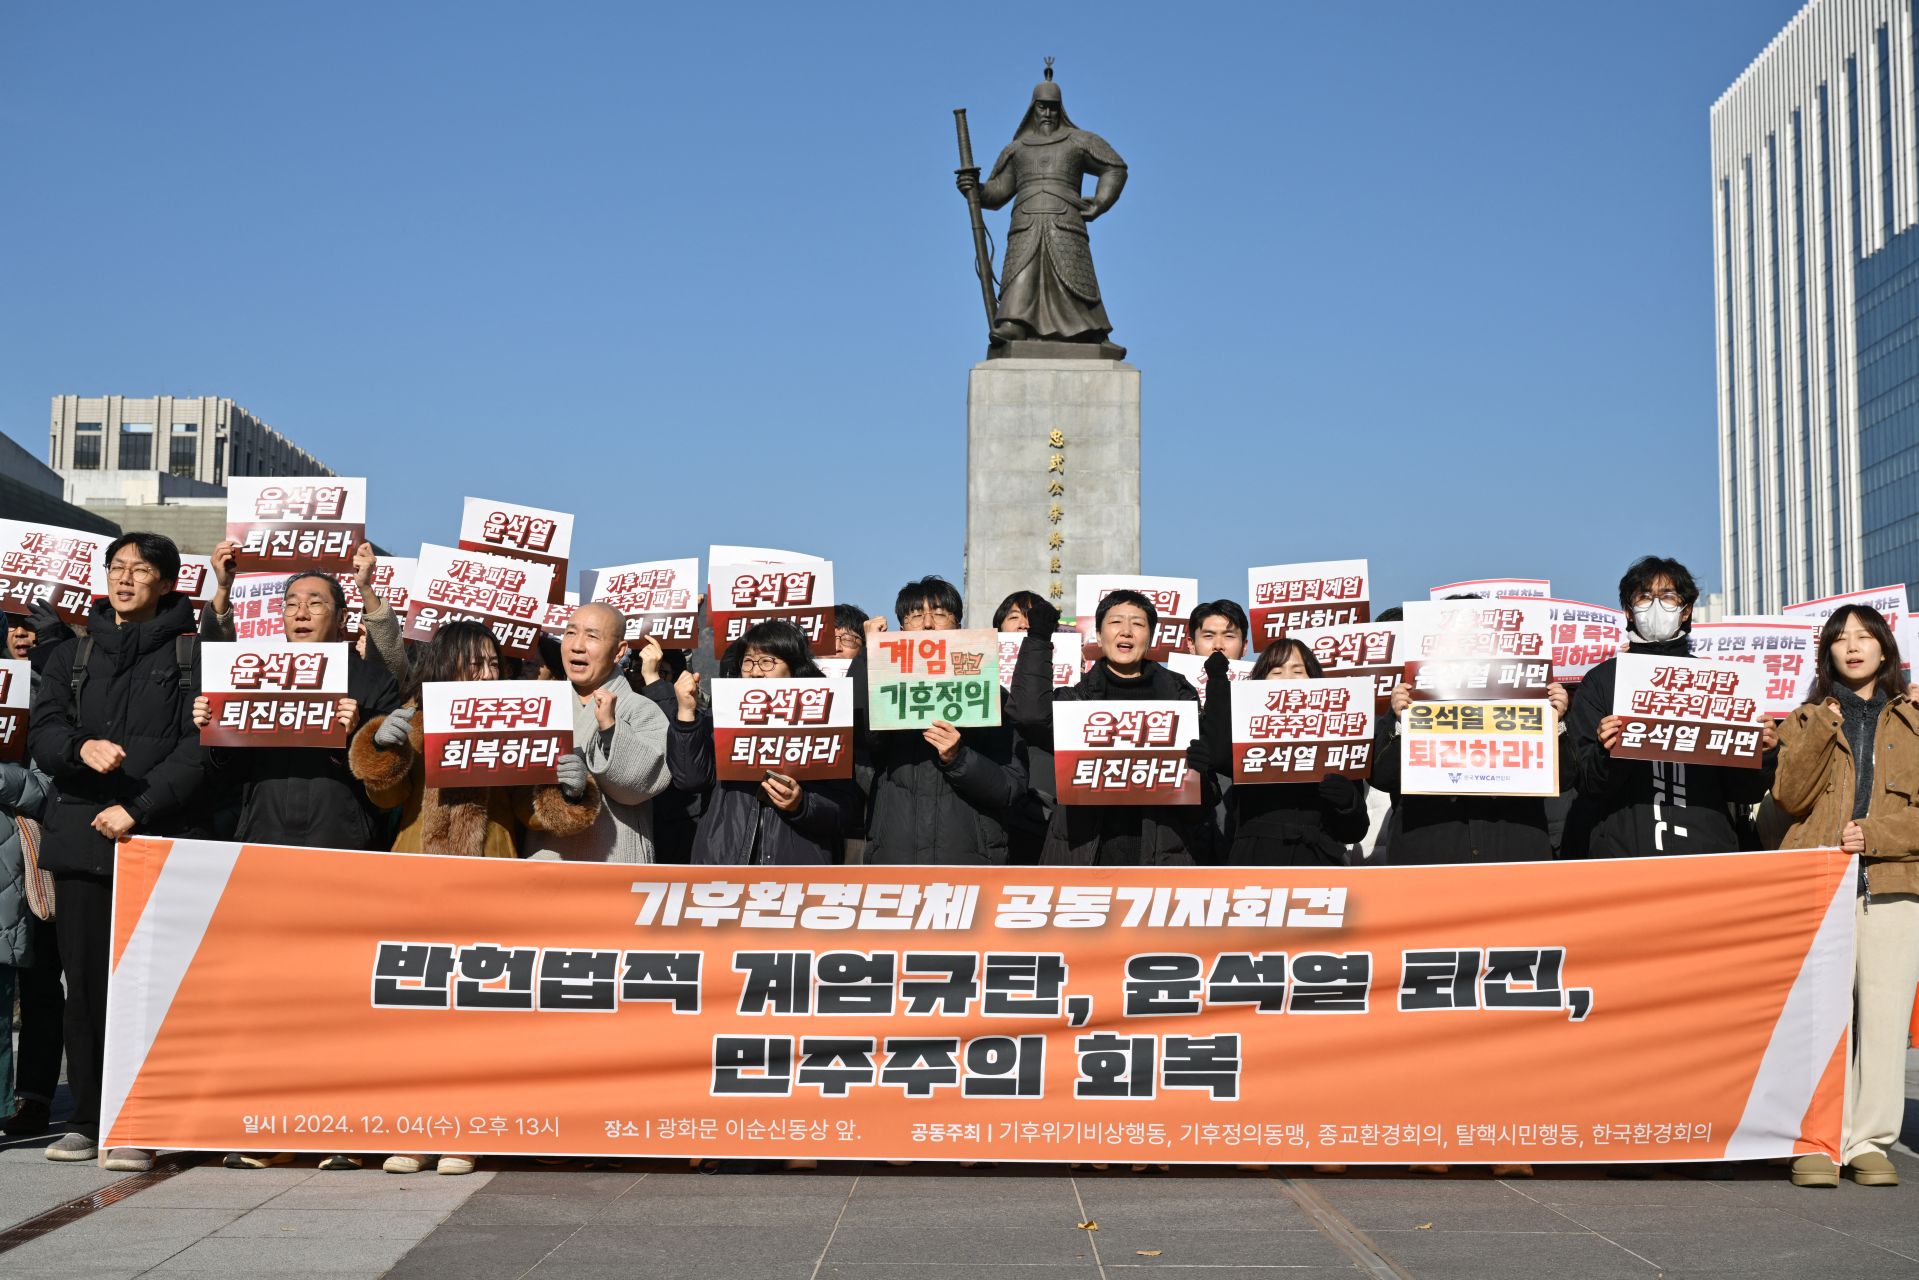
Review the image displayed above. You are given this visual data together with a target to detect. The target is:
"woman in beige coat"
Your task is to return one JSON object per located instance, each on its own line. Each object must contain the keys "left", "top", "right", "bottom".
{"left": 1773, "top": 604, "right": 1919, "bottom": 1189}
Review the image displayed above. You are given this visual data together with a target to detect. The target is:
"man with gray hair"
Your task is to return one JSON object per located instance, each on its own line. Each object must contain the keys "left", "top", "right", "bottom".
{"left": 523, "top": 602, "right": 670, "bottom": 862}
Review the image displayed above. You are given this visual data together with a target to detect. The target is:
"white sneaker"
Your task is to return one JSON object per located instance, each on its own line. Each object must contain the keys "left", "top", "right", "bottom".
{"left": 382, "top": 1154, "right": 427, "bottom": 1174}
{"left": 104, "top": 1148, "right": 153, "bottom": 1173}
{"left": 435, "top": 1155, "right": 476, "bottom": 1176}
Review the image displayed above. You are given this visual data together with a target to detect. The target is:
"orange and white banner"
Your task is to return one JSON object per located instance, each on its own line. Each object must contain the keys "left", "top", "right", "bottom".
{"left": 103, "top": 841, "right": 1854, "bottom": 1166}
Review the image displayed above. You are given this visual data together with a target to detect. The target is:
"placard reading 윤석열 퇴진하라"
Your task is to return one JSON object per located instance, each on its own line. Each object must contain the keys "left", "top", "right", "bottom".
{"left": 710, "top": 677, "right": 855, "bottom": 782}
{"left": 226, "top": 477, "right": 367, "bottom": 574}
{"left": 200, "top": 641, "right": 349, "bottom": 749}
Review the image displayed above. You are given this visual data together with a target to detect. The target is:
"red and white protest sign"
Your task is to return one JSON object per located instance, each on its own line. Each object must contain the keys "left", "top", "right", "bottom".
{"left": 422, "top": 680, "right": 571, "bottom": 788}
{"left": 0, "top": 518, "right": 108, "bottom": 624}
{"left": 1785, "top": 584, "right": 1908, "bottom": 631}
{"left": 708, "top": 546, "right": 834, "bottom": 658}
{"left": 1401, "top": 701, "right": 1559, "bottom": 797}
{"left": 1429, "top": 578, "right": 1550, "bottom": 600}
{"left": 200, "top": 641, "right": 349, "bottom": 749}
{"left": 710, "top": 677, "right": 855, "bottom": 782}
{"left": 0, "top": 659, "right": 27, "bottom": 763}
{"left": 1542, "top": 598, "right": 1625, "bottom": 685}
{"left": 340, "top": 557, "right": 415, "bottom": 639}
{"left": 582, "top": 558, "right": 701, "bottom": 648}
{"left": 1610, "top": 653, "right": 1767, "bottom": 769}
{"left": 1289, "top": 621, "right": 1401, "bottom": 712}
{"left": 1165, "top": 652, "right": 1253, "bottom": 707}
{"left": 1400, "top": 600, "right": 1553, "bottom": 701}
{"left": 226, "top": 477, "right": 366, "bottom": 574}
{"left": 405, "top": 544, "right": 555, "bottom": 661}
{"left": 228, "top": 574, "right": 290, "bottom": 642}
{"left": 994, "top": 628, "right": 1092, "bottom": 690}
{"left": 174, "top": 556, "right": 213, "bottom": 607}
{"left": 1075, "top": 575, "right": 1198, "bottom": 660}
{"left": 537, "top": 594, "right": 581, "bottom": 639}
{"left": 1247, "top": 559, "right": 1369, "bottom": 644}
{"left": 458, "top": 497, "right": 573, "bottom": 604}
{"left": 1229, "top": 676, "right": 1375, "bottom": 784}
{"left": 1054, "top": 701, "right": 1200, "bottom": 807}
{"left": 1689, "top": 620, "right": 1818, "bottom": 718}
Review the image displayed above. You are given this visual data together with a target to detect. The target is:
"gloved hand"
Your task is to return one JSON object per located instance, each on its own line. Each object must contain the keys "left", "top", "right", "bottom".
{"left": 1316, "top": 774, "right": 1359, "bottom": 810}
{"left": 556, "top": 749, "right": 589, "bottom": 801}
{"left": 1025, "top": 599, "right": 1062, "bottom": 638}
{"left": 24, "top": 600, "right": 69, "bottom": 645}
{"left": 1185, "top": 736, "right": 1215, "bottom": 777}
{"left": 373, "top": 704, "right": 416, "bottom": 750}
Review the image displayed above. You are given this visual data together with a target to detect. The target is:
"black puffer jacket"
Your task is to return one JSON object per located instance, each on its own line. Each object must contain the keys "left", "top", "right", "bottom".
{"left": 214, "top": 649, "right": 404, "bottom": 850}
{"left": 29, "top": 594, "right": 212, "bottom": 875}
{"left": 849, "top": 650, "right": 1028, "bottom": 866}
{"left": 1566, "top": 637, "right": 1775, "bottom": 856}
{"left": 1009, "top": 633, "right": 1211, "bottom": 867}
{"left": 668, "top": 713, "right": 853, "bottom": 865}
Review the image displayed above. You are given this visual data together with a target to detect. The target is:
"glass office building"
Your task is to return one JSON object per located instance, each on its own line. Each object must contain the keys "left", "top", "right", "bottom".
{"left": 1713, "top": 0, "right": 1919, "bottom": 612}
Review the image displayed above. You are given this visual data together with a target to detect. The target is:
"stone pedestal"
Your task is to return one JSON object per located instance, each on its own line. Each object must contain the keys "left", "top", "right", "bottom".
{"left": 964, "top": 358, "right": 1140, "bottom": 621}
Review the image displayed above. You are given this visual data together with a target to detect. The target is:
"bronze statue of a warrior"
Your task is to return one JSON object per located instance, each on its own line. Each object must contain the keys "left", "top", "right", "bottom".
{"left": 955, "top": 62, "right": 1128, "bottom": 355}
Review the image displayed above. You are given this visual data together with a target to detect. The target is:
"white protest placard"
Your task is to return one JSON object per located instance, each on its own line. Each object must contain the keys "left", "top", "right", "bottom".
{"left": 1075, "top": 575, "right": 1199, "bottom": 660}
{"left": 1051, "top": 630, "right": 1089, "bottom": 688}
{"left": 1609, "top": 652, "right": 1767, "bottom": 769}
{"left": 710, "top": 677, "right": 855, "bottom": 781}
{"left": 1688, "top": 619, "right": 1819, "bottom": 718}
{"left": 0, "top": 659, "right": 27, "bottom": 763}
{"left": 1541, "top": 598, "right": 1625, "bottom": 684}
{"left": 707, "top": 546, "right": 834, "bottom": 658}
{"left": 582, "top": 558, "right": 701, "bottom": 648}
{"left": 339, "top": 556, "right": 416, "bottom": 639}
{"left": 1289, "top": 621, "right": 1401, "bottom": 712}
{"left": 1401, "top": 700, "right": 1559, "bottom": 796}
{"left": 1429, "top": 578, "right": 1550, "bottom": 600}
{"left": 404, "top": 543, "right": 555, "bottom": 660}
{"left": 0, "top": 518, "right": 109, "bottom": 624}
{"left": 174, "top": 555, "right": 214, "bottom": 606}
{"left": 200, "top": 641, "right": 349, "bottom": 749}
{"left": 226, "top": 477, "right": 366, "bottom": 574}
{"left": 1246, "top": 559, "right": 1369, "bottom": 646}
{"left": 1229, "top": 676, "right": 1375, "bottom": 784}
{"left": 1164, "top": 652, "right": 1253, "bottom": 707}
{"left": 1053, "top": 700, "right": 1200, "bottom": 807}
{"left": 1784, "top": 584, "right": 1909, "bottom": 631}
{"left": 815, "top": 657, "right": 853, "bottom": 678}
{"left": 422, "top": 680, "right": 571, "bottom": 788}
{"left": 1399, "top": 599, "right": 1554, "bottom": 701}
{"left": 228, "top": 573, "right": 289, "bottom": 642}
{"left": 458, "top": 497, "right": 574, "bottom": 603}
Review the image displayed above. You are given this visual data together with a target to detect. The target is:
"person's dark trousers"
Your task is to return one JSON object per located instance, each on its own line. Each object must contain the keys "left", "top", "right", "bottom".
{"left": 15, "top": 915, "right": 65, "bottom": 1108}
{"left": 50, "top": 873, "right": 111, "bottom": 1138}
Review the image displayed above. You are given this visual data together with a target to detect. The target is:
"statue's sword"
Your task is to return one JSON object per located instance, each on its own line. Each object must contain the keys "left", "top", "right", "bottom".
{"left": 953, "top": 109, "right": 999, "bottom": 331}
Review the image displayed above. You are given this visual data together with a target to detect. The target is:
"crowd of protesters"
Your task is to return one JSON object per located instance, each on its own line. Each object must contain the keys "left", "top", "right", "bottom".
{"left": 1, "top": 532, "right": 1912, "bottom": 1192}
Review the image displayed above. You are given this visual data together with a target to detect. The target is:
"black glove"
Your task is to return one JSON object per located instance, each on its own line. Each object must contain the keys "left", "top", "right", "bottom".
{"left": 23, "top": 600, "right": 70, "bottom": 645}
{"left": 1025, "top": 599, "right": 1062, "bottom": 639}
{"left": 1185, "top": 736, "right": 1215, "bottom": 777}
{"left": 1316, "top": 774, "right": 1358, "bottom": 810}
{"left": 1204, "top": 650, "right": 1230, "bottom": 676}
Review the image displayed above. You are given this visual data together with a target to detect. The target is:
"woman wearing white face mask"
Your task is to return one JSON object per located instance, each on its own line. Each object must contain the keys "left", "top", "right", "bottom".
{"left": 1565, "top": 556, "right": 1778, "bottom": 856}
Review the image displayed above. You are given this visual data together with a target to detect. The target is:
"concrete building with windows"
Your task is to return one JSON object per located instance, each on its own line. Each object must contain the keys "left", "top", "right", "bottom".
{"left": 45, "top": 395, "right": 334, "bottom": 554}
{"left": 1713, "top": 0, "right": 1919, "bottom": 613}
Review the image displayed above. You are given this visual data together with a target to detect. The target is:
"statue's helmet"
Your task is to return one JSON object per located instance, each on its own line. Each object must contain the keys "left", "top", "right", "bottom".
{"left": 1015, "top": 59, "right": 1076, "bottom": 137}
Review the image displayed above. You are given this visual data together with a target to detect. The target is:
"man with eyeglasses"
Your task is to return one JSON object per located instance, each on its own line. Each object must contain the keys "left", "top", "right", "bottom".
{"left": 850, "top": 576, "right": 1028, "bottom": 864}
{"left": 1565, "top": 555, "right": 1778, "bottom": 856}
{"left": 523, "top": 602, "right": 670, "bottom": 864}
{"left": 29, "top": 532, "right": 212, "bottom": 1172}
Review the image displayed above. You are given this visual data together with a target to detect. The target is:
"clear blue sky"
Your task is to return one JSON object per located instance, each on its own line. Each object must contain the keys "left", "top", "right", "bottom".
{"left": 0, "top": 1, "right": 1804, "bottom": 618}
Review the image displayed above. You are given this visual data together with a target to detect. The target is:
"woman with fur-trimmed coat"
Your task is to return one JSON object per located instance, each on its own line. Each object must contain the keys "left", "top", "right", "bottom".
{"left": 348, "top": 621, "right": 601, "bottom": 858}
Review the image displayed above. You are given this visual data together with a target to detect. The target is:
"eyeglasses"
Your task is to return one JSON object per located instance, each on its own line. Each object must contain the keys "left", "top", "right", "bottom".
{"left": 106, "top": 563, "right": 158, "bottom": 582}
{"left": 901, "top": 608, "right": 957, "bottom": 626}
{"left": 1631, "top": 591, "right": 1686, "bottom": 608}
{"left": 740, "top": 655, "right": 783, "bottom": 674}
{"left": 282, "top": 598, "right": 335, "bottom": 616}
